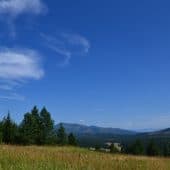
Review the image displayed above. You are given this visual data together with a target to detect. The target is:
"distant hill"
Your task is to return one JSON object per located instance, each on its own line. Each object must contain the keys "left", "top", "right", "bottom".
{"left": 148, "top": 128, "right": 170, "bottom": 135}
{"left": 138, "top": 128, "right": 170, "bottom": 137}
{"left": 55, "top": 123, "right": 136, "bottom": 135}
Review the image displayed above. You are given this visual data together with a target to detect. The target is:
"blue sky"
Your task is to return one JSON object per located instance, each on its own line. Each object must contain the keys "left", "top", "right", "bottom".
{"left": 0, "top": 0, "right": 170, "bottom": 130}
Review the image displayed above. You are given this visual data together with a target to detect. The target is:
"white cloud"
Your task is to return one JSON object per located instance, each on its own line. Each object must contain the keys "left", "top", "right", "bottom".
{"left": 0, "top": 0, "right": 47, "bottom": 18}
{"left": 41, "top": 33, "right": 90, "bottom": 66}
{"left": 0, "top": 48, "right": 44, "bottom": 101}
{"left": 0, "top": 48, "right": 44, "bottom": 80}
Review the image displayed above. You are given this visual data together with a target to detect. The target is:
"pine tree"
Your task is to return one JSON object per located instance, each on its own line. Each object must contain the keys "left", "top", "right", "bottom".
{"left": 20, "top": 106, "right": 41, "bottom": 145}
{"left": 2, "top": 112, "right": 18, "bottom": 144}
{"left": 146, "top": 139, "right": 159, "bottom": 156}
{"left": 20, "top": 112, "right": 34, "bottom": 144}
{"left": 0, "top": 121, "right": 3, "bottom": 143}
{"left": 40, "top": 107, "right": 54, "bottom": 144}
{"left": 68, "top": 133, "right": 77, "bottom": 146}
{"left": 57, "top": 123, "right": 67, "bottom": 145}
{"left": 163, "top": 142, "right": 170, "bottom": 156}
{"left": 130, "top": 139, "right": 144, "bottom": 155}
{"left": 31, "top": 106, "right": 41, "bottom": 144}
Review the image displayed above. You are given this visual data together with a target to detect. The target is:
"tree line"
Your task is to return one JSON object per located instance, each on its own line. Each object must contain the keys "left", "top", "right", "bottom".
{"left": 124, "top": 138, "right": 170, "bottom": 157}
{"left": 93, "top": 138, "right": 170, "bottom": 157}
{"left": 0, "top": 106, "right": 77, "bottom": 146}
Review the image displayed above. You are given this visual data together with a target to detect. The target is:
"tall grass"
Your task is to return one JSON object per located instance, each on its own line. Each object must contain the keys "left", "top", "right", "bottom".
{"left": 0, "top": 145, "right": 170, "bottom": 170}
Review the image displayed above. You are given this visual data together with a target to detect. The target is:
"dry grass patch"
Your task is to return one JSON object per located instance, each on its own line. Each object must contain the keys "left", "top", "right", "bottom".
{"left": 0, "top": 145, "right": 170, "bottom": 170}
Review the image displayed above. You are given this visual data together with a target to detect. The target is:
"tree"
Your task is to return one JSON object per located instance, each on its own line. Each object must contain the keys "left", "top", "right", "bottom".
{"left": 19, "top": 112, "right": 34, "bottom": 144}
{"left": 0, "top": 121, "right": 3, "bottom": 143}
{"left": 68, "top": 133, "right": 77, "bottom": 146}
{"left": 19, "top": 106, "right": 41, "bottom": 145}
{"left": 31, "top": 106, "right": 41, "bottom": 144}
{"left": 163, "top": 142, "right": 170, "bottom": 157}
{"left": 146, "top": 139, "right": 159, "bottom": 156}
{"left": 57, "top": 123, "right": 67, "bottom": 145}
{"left": 40, "top": 107, "right": 54, "bottom": 144}
{"left": 95, "top": 145, "right": 100, "bottom": 151}
{"left": 130, "top": 139, "right": 144, "bottom": 155}
{"left": 2, "top": 113, "right": 18, "bottom": 144}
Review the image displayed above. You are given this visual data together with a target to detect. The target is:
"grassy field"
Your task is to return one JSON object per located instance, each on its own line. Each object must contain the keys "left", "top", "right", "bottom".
{"left": 0, "top": 145, "right": 170, "bottom": 170}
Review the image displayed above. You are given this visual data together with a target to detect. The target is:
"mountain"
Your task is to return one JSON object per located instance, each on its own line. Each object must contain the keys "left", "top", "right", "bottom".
{"left": 55, "top": 123, "right": 136, "bottom": 135}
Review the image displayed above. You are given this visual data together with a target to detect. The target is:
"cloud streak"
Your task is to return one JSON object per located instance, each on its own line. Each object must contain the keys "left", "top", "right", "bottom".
{"left": 41, "top": 32, "right": 90, "bottom": 66}
{"left": 0, "top": 0, "right": 47, "bottom": 18}
{"left": 0, "top": 93, "right": 25, "bottom": 101}
{"left": 62, "top": 33, "right": 90, "bottom": 54}
{"left": 0, "top": 0, "right": 47, "bottom": 37}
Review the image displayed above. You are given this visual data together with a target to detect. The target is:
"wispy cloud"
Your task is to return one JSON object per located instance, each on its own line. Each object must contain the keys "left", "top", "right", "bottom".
{"left": 62, "top": 33, "right": 90, "bottom": 54}
{"left": 41, "top": 32, "right": 90, "bottom": 66}
{"left": 0, "top": 79, "right": 21, "bottom": 91}
{"left": 0, "top": 0, "right": 47, "bottom": 18}
{"left": 0, "top": 0, "right": 47, "bottom": 37}
{"left": 0, "top": 93, "right": 25, "bottom": 101}
{"left": 0, "top": 48, "right": 44, "bottom": 100}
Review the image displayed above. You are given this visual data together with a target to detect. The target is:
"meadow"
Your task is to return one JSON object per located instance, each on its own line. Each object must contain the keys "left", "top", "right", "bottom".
{"left": 0, "top": 145, "right": 170, "bottom": 170}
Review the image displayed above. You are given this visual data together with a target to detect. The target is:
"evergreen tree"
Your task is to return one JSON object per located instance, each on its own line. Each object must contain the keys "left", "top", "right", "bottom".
{"left": 40, "top": 107, "right": 54, "bottom": 144}
{"left": 2, "top": 113, "right": 18, "bottom": 144}
{"left": 20, "top": 106, "right": 41, "bottom": 145}
{"left": 0, "top": 121, "right": 3, "bottom": 143}
{"left": 163, "top": 142, "right": 170, "bottom": 156}
{"left": 68, "top": 133, "right": 77, "bottom": 146}
{"left": 19, "top": 112, "right": 34, "bottom": 144}
{"left": 95, "top": 145, "right": 100, "bottom": 151}
{"left": 57, "top": 123, "right": 67, "bottom": 145}
{"left": 31, "top": 106, "right": 41, "bottom": 144}
{"left": 130, "top": 139, "right": 144, "bottom": 155}
{"left": 146, "top": 139, "right": 159, "bottom": 156}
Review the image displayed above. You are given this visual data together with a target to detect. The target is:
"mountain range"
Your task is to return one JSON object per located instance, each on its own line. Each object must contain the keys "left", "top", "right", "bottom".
{"left": 56, "top": 123, "right": 136, "bottom": 135}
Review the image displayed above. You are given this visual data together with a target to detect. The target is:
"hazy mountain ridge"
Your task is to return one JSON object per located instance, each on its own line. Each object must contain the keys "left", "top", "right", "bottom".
{"left": 142, "top": 128, "right": 170, "bottom": 136}
{"left": 55, "top": 123, "right": 137, "bottom": 135}
{"left": 56, "top": 123, "right": 170, "bottom": 136}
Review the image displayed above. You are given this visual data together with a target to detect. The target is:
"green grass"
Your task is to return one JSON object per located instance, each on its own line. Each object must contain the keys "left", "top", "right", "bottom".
{"left": 0, "top": 145, "right": 170, "bottom": 170}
